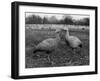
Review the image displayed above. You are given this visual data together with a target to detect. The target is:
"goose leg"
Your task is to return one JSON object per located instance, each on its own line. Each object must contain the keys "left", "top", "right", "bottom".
{"left": 47, "top": 55, "right": 54, "bottom": 65}
{"left": 72, "top": 48, "right": 76, "bottom": 55}
{"left": 79, "top": 48, "right": 83, "bottom": 58}
{"left": 47, "top": 55, "right": 51, "bottom": 63}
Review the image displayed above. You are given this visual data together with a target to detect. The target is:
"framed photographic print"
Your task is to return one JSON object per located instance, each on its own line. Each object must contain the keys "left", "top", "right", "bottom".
{"left": 11, "top": 1, "right": 98, "bottom": 79}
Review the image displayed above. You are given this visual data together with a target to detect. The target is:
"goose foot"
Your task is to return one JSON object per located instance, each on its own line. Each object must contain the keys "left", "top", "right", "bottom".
{"left": 32, "top": 54, "right": 40, "bottom": 59}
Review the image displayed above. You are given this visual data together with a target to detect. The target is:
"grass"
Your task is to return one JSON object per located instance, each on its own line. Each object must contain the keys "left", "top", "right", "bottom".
{"left": 25, "top": 24, "right": 89, "bottom": 68}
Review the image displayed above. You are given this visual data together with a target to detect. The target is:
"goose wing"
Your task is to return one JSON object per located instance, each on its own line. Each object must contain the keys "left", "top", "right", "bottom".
{"left": 67, "top": 36, "right": 82, "bottom": 48}
{"left": 36, "top": 38, "right": 57, "bottom": 51}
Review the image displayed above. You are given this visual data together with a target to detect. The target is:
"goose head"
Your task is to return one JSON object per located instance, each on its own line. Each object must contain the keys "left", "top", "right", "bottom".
{"left": 55, "top": 28, "right": 67, "bottom": 41}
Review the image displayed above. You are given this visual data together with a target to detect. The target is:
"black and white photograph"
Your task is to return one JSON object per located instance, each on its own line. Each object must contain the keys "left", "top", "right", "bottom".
{"left": 11, "top": 2, "right": 97, "bottom": 79}
{"left": 25, "top": 12, "right": 90, "bottom": 68}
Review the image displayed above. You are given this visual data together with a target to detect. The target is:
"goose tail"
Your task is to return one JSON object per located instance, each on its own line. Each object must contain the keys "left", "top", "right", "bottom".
{"left": 79, "top": 43, "right": 83, "bottom": 48}
{"left": 33, "top": 45, "right": 38, "bottom": 53}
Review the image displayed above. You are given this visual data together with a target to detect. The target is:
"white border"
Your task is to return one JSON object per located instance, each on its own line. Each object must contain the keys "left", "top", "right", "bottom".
{"left": 19, "top": 5, "right": 95, "bottom": 76}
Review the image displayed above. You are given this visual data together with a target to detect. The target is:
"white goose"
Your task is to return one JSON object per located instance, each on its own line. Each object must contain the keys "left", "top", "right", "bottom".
{"left": 59, "top": 27, "right": 82, "bottom": 51}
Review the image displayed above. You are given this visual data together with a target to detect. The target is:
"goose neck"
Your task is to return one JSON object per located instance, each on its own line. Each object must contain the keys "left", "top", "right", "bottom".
{"left": 66, "top": 29, "right": 69, "bottom": 39}
{"left": 56, "top": 34, "right": 61, "bottom": 41}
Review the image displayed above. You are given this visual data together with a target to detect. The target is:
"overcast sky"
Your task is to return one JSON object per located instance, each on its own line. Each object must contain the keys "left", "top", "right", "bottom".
{"left": 25, "top": 13, "right": 89, "bottom": 20}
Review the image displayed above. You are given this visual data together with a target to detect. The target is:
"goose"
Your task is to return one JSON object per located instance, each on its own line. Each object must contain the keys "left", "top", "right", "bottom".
{"left": 33, "top": 29, "right": 61, "bottom": 64}
{"left": 58, "top": 27, "right": 82, "bottom": 52}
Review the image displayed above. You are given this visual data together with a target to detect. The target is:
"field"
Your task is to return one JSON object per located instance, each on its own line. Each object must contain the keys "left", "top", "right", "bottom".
{"left": 25, "top": 24, "right": 89, "bottom": 68}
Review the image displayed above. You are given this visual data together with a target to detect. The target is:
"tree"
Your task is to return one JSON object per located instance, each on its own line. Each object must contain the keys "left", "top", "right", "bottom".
{"left": 82, "top": 18, "right": 89, "bottom": 26}
{"left": 42, "top": 17, "right": 49, "bottom": 24}
{"left": 63, "top": 15, "right": 73, "bottom": 25}
{"left": 25, "top": 15, "right": 43, "bottom": 24}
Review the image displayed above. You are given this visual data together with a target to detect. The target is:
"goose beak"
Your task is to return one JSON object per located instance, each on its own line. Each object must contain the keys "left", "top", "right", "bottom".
{"left": 55, "top": 29, "right": 61, "bottom": 33}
